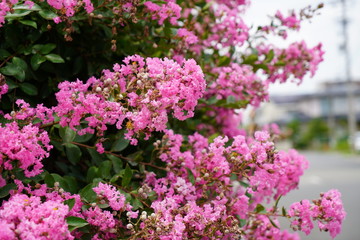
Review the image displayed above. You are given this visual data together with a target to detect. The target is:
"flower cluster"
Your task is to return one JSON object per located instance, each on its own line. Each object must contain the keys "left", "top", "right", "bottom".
{"left": 0, "top": 0, "right": 93, "bottom": 26}
{"left": 203, "top": 5, "right": 249, "bottom": 49}
{"left": 47, "top": 0, "right": 94, "bottom": 19}
{"left": 0, "top": 194, "right": 73, "bottom": 240}
{"left": 144, "top": 0, "right": 181, "bottom": 25}
{"left": 139, "top": 196, "right": 241, "bottom": 239}
{"left": 138, "top": 130, "right": 311, "bottom": 238}
{"left": 4, "top": 99, "right": 54, "bottom": 125}
{"left": 289, "top": 189, "right": 346, "bottom": 238}
{"left": 257, "top": 41, "right": 324, "bottom": 84}
{"left": 198, "top": 108, "right": 246, "bottom": 138}
{"left": 93, "top": 182, "right": 127, "bottom": 211}
{"left": 260, "top": 10, "right": 301, "bottom": 39}
{"left": 176, "top": 28, "right": 198, "bottom": 46}
{"left": 208, "top": 63, "right": 268, "bottom": 107}
{"left": 244, "top": 214, "right": 300, "bottom": 240}
{"left": 0, "top": 121, "right": 52, "bottom": 178}
{"left": 54, "top": 55, "right": 205, "bottom": 145}
{"left": 9, "top": 181, "right": 136, "bottom": 239}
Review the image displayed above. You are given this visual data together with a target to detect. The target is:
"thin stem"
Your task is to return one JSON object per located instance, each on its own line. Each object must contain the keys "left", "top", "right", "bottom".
{"left": 141, "top": 162, "right": 167, "bottom": 171}
{"left": 40, "top": 121, "right": 60, "bottom": 129}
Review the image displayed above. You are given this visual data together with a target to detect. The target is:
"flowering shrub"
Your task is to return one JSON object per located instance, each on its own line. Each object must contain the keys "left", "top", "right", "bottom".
{"left": 0, "top": 0, "right": 345, "bottom": 239}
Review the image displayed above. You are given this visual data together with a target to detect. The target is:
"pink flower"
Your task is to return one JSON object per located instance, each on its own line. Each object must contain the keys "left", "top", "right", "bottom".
{"left": 289, "top": 189, "right": 346, "bottom": 238}
{"left": 0, "top": 83, "right": 8, "bottom": 99}
{"left": 0, "top": 194, "right": 73, "bottom": 240}
{"left": 177, "top": 28, "right": 198, "bottom": 45}
{"left": 93, "top": 182, "right": 127, "bottom": 211}
{"left": 53, "top": 16, "right": 62, "bottom": 24}
{"left": 0, "top": 121, "right": 52, "bottom": 177}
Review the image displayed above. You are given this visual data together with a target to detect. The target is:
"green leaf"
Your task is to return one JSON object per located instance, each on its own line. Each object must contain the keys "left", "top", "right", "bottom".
{"left": 0, "top": 183, "right": 17, "bottom": 198}
{"left": 87, "top": 148, "right": 107, "bottom": 166}
{"left": 274, "top": 61, "right": 286, "bottom": 67}
{"left": 0, "top": 64, "right": 18, "bottom": 76}
{"left": 44, "top": 173, "right": 55, "bottom": 187}
{"left": 130, "top": 197, "right": 143, "bottom": 210}
{"left": 13, "top": 3, "right": 41, "bottom": 11}
{"left": 274, "top": 195, "right": 282, "bottom": 211}
{"left": 19, "top": 20, "right": 37, "bottom": 29}
{"left": 32, "top": 43, "right": 56, "bottom": 55}
{"left": 64, "top": 198, "right": 76, "bottom": 211}
{"left": 4, "top": 79, "right": 18, "bottom": 90}
{"left": 186, "top": 168, "right": 195, "bottom": 185}
{"left": 218, "top": 56, "right": 231, "bottom": 66}
{"left": 12, "top": 57, "right": 27, "bottom": 70}
{"left": 264, "top": 49, "right": 274, "bottom": 63}
{"left": 66, "top": 216, "right": 89, "bottom": 232}
{"left": 63, "top": 176, "right": 78, "bottom": 193}
{"left": 31, "top": 54, "right": 46, "bottom": 70}
{"left": 44, "top": 173, "right": 73, "bottom": 192}
{"left": 208, "top": 133, "right": 219, "bottom": 143}
{"left": 86, "top": 166, "right": 99, "bottom": 182}
{"left": 255, "top": 204, "right": 266, "bottom": 213}
{"left": 20, "top": 83, "right": 38, "bottom": 96}
{"left": 74, "top": 133, "right": 93, "bottom": 143}
{"left": 0, "top": 59, "right": 26, "bottom": 81}
{"left": 45, "top": 53, "right": 64, "bottom": 63}
{"left": 39, "top": 9, "right": 58, "bottom": 20}
{"left": 65, "top": 143, "right": 82, "bottom": 165}
{"left": 202, "top": 1, "right": 213, "bottom": 11}
{"left": 243, "top": 54, "right": 258, "bottom": 64}
{"left": 59, "top": 127, "right": 76, "bottom": 143}
{"left": 111, "top": 136, "right": 130, "bottom": 152}
{"left": 5, "top": 9, "right": 32, "bottom": 19}
{"left": 110, "top": 172, "right": 123, "bottom": 183}
{"left": 215, "top": 98, "right": 249, "bottom": 109}
{"left": 79, "top": 183, "right": 97, "bottom": 203}
{"left": 282, "top": 207, "right": 287, "bottom": 217}
{"left": 239, "top": 218, "right": 247, "bottom": 227}
{"left": 0, "top": 49, "right": 10, "bottom": 60}
{"left": 122, "top": 164, "right": 132, "bottom": 187}
{"left": 99, "top": 160, "right": 112, "bottom": 179}
{"left": 127, "top": 150, "right": 143, "bottom": 166}
{"left": 268, "top": 216, "right": 280, "bottom": 229}
{"left": 107, "top": 154, "right": 123, "bottom": 173}
{"left": 226, "top": 95, "right": 236, "bottom": 104}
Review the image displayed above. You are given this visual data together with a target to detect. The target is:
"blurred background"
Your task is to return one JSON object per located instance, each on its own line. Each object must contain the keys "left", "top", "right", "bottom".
{"left": 245, "top": 1, "right": 360, "bottom": 239}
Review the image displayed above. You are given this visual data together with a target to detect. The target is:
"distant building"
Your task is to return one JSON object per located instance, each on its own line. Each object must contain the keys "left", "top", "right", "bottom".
{"left": 255, "top": 80, "right": 360, "bottom": 126}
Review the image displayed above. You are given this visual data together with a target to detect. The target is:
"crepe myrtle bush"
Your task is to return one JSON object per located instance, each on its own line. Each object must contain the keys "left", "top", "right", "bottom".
{"left": 0, "top": 0, "right": 345, "bottom": 239}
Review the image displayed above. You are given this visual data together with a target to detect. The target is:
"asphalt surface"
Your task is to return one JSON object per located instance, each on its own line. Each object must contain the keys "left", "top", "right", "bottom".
{"left": 277, "top": 151, "right": 360, "bottom": 240}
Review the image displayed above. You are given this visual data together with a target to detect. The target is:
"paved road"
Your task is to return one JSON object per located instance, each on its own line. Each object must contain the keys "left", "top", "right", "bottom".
{"left": 278, "top": 151, "right": 360, "bottom": 240}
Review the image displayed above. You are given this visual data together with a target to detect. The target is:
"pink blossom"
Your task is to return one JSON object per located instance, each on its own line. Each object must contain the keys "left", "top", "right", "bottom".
{"left": 93, "top": 182, "right": 126, "bottom": 211}
{"left": 84, "top": 206, "right": 117, "bottom": 232}
{"left": 53, "top": 16, "right": 62, "bottom": 24}
{"left": 257, "top": 41, "right": 324, "bottom": 84}
{"left": 0, "top": 194, "right": 73, "bottom": 240}
{"left": 208, "top": 63, "right": 268, "bottom": 107}
{"left": 0, "top": 121, "right": 52, "bottom": 177}
{"left": 203, "top": 5, "right": 249, "bottom": 49}
{"left": 144, "top": 1, "right": 181, "bottom": 26}
{"left": 0, "top": 82, "right": 8, "bottom": 99}
{"left": 177, "top": 28, "right": 198, "bottom": 45}
{"left": 289, "top": 189, "right": 346, "bottom": 238}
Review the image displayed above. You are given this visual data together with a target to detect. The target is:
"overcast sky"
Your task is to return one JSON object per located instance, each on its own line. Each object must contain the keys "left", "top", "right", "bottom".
{"left": 244, "top": 0, "right": 360, "bottom": 95}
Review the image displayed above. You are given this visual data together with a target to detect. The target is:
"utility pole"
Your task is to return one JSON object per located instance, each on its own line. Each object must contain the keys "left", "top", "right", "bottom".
{"left": 340, "top": 0, "right": 357, "bottom": 151}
